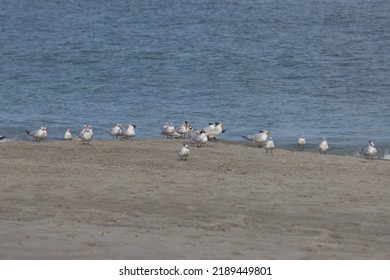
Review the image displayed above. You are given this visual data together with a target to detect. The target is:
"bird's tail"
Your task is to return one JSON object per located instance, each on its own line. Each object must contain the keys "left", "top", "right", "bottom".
{"left": 241, "top": 135, "right": 251, "bottom": 141}
{"left": 26, "top": 130, "right": 31, "bottom": 135}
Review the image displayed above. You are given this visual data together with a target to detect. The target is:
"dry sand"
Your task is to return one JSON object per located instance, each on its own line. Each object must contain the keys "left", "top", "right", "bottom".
{"left": 0, "top": 138, "right": 389, "bottom": 259}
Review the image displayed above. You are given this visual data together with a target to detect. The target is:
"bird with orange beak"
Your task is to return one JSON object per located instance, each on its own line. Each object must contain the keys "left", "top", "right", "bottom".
{"left": 26, "top": 126, "right": 48, "bottom": 143}
{"left": 241, "top": 130, "right": 271, "bottom": 147}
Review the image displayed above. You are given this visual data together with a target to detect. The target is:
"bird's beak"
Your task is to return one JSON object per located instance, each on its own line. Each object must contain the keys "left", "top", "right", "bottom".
{"left": 266, "top": 131, "right": 271, "bottom": 135}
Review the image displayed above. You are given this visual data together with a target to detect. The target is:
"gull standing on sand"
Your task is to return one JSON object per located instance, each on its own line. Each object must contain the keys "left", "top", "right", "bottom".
{"left": 203, "top": 122, "right": 216, "bottom": 134}
{"left": 319, "top": 138, "right": 328, "bottom": 154}
{"left": 121, "top": 123, "right": 136, "bottom": 140}
{"left": 362, "top": 141, "right": 377, "bottom": 159}
{"left": 297, "top": 135, "right": 306, "bottom": 151}
{"left": 64, "top": 129, "right": 72, "bottom": 140}
{"left": 241, "top": 130, "right": 271, "bottom": 147}
{"left": 177, "top": 144, "right": 190, "bottom": 160}
{"left": 80, "top": 124, "right": 93, "bottom": 138}
{"left": 108, "top": 124, "right": 122, "bottom": 139}
{"left": 176, "top": 121, "right": 191, "bottom": 138}
{"left": 161, "top": 123, "right": 182, "bottom": 138}
{"left": 206, "top": 122, "right": 225, "bottom": 141}
{"left": 79, "top": 125, "right": 93, "bottom": 144}
{"left": 161, "top": 123, "right": 176, "bottom": 138}
{"left": 265, "top": 137, "right": 275, "bottom": 153}
{"left": 26, "top": 127, "right": 48, "bottom": 143}
{"left": 190, "top": 129, "right": 208, "bottom": 147}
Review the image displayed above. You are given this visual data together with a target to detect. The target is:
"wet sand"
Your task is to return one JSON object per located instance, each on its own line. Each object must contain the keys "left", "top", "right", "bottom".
{"left": 0, "top": 139, "right": 389, "bottom": 259}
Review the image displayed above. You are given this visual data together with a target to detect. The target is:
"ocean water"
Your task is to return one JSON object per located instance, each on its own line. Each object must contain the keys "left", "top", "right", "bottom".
{"left": 1, "top": 0, "right": 389, "bottom": 157}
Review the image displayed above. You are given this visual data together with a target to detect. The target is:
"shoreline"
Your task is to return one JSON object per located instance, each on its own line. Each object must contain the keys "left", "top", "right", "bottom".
{"left": 1, "top": 137, "right": 388, "bottom": 160}
{"left": 1, "top": 139, "right": 389, "bottom": 259}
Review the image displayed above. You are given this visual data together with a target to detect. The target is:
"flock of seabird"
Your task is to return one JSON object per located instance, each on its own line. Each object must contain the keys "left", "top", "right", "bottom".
{"left": 0, "top": 121, "right": 379, "bottom": 160}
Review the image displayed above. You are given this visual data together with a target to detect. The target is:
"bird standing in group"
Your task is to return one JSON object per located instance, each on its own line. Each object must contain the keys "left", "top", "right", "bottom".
{"left": 26, "top": 127, "right": 48, "bottom": 143}
{"left": 64, "top": 128, "right": 72, "bottom": 140}
{"left": 161, "top": 123, "right": 176, "bottom": 138}
{"left": 362, "top": 141, "right": 377, "bottom": 159}
{"left": 176, "top": 121, "right": 191, "bottom": 138}
{"left": 206, "top": 122, "right": 225, "bottom": 141}
{"left": 319, "top": 138, "right": 329, "bottom": 154}
{"left": 177, "top": 144, "right": 190, "bottom": 160}
{"left": 265, "top": 137, "right": 275, "bottom": 153}
{"left": 297, "top": 135, "right": 306, "bottom": 151}
{"left": 190, "top": 129, "right": 208, "bottom": 147}
{"left": 241, "top": 130, "right": 271, "bottom": 147}
{"left": 121, "top": 123, "right": 136, "bottom": 140}
{"left": 108, "top": 124, "right": 122, "bottom": 139}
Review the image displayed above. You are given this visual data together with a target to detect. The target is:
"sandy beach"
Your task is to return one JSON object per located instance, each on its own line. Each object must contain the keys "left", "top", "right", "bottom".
{"left": 0, "top": 138, "right": 389, "bottom": 259}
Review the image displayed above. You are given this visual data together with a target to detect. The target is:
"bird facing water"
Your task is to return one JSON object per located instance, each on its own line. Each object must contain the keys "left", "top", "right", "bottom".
{"left": 319, "top": 138, "right": 329, "bottom": 154}
{"left": 121, "top": 123, "right": 136, "bottom": 140}
{"left": 297, "top": 135, "right": 306, "bottom": 151}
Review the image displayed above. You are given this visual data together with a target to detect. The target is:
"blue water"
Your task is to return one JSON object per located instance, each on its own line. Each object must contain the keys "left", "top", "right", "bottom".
{"left": 1, "top": 0, "right": 389, "bottom": 157}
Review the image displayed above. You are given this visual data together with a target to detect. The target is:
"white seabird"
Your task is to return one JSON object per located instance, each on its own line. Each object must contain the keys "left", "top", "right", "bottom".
{"left": 176, "top": 121, "right": 191, "bottom": 138}
{"left": 203, "top": 122, "right": 216, "bottom": 135}
{"left": 190, "top": 129, "right": 208, "bottom": 147}
{"left": 297, "top": 134, "right": 306, "bottom": 151}
{"left": 362, "top": 141, "right": 377, "bottom": 160}
{"left": 319, "top": 138, "right": 328, "bottom": 154}
{"left": 79, "top": 125, "right": 93, "bottom": 144}
{"left": 80, "top": 125, "right": 93, "bottom": 137}
{"left": 177, "top": 144, "right": 190, "bottom": 160}
{"left": 161, "top": 123, "right": 176, "bottom": 138}
{"left": 265, "top": 137, "right": 275, "bottom": 153}
{"left": 121, "top": 123, "right": 136, "bottom": 140}
{"left": 26, "top": 127, "right": 48, "bottom": 143}
{"left": 108, "top": 124, "right": 122, "bottom": 139}
{"left": 64, "top": 129, "right": 72, "bottom": 140}
{"left": 241, "top": 130, "right": 271, "bottom": 147}
{"left": 206, "top": 122, "right": 225, "bottom": 141}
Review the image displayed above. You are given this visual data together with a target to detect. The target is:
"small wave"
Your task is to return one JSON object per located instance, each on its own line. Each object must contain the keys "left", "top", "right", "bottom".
{"left": 0, "top": 138, "right": 13, "bottom": 143}
{"left": 353, "top": 150, "right": 362, "bottom": 158}
{"left": 353, "top": 148, "right": 390, "bottom": 161}
{"left": 383, "top": 150, "right": 390, "bottom": 160}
